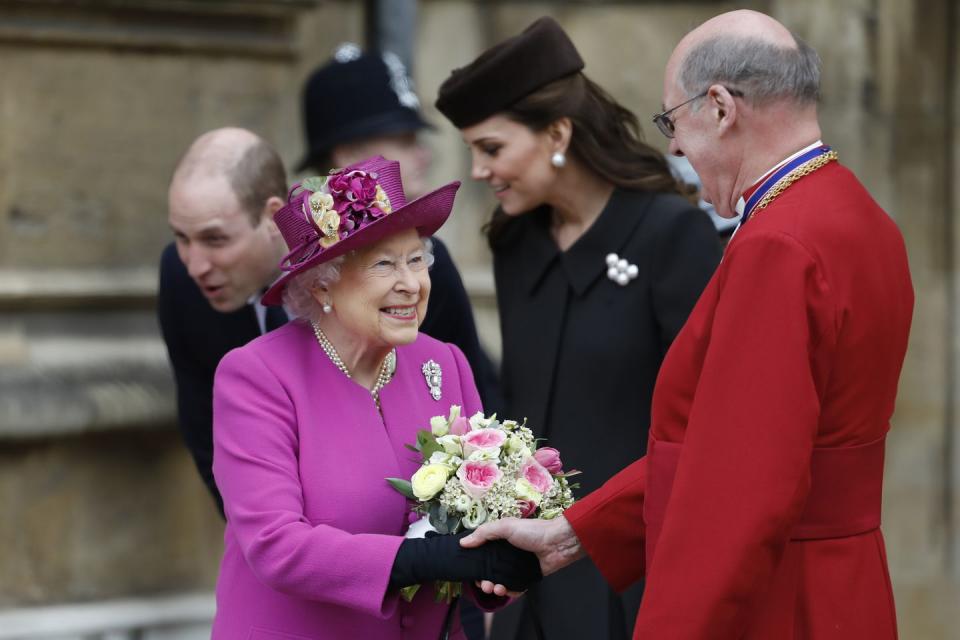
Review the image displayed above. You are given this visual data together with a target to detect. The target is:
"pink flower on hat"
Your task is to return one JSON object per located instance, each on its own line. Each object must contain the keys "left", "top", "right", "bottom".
{"left": 298, "top": 167, "right": 396, "bottom": 246}
{"left": 328, "top": 170, "right": 385, "bottom": 219}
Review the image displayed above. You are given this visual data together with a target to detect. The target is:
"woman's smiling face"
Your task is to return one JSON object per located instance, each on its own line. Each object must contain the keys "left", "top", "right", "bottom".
{"left": 462, "top": 114, "right": 559, "bottom": 215}
{"left": 322, "top": 228, "right": 431, "bottom": 349}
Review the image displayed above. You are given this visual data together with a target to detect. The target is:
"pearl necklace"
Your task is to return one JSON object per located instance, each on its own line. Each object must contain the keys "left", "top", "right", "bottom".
{"left": 310, "top": 320, "right": 396, "bottom": 410}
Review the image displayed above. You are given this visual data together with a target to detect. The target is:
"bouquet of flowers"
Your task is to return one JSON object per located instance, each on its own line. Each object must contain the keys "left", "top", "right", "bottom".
{"left": 386, "top": 405, "right": 579, "bottom": 602}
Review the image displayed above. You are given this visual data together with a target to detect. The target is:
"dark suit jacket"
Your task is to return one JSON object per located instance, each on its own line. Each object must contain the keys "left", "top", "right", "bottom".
{"left": 157, "top": 238, "right": 500, "bottom": 517}
{"left": 489, "top": 189, "right": 722, "bottom": 640}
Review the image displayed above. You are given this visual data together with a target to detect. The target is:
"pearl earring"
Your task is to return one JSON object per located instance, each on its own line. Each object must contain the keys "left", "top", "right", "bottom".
{"left": 322, "top": 302, "right": 332, "bottom": 314}
{"left": 551, "top": 151, "right": 566, "bottom": 168}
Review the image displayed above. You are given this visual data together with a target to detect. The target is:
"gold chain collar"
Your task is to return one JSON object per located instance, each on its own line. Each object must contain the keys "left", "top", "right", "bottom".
{"left": 748, "top": 151, "right": 839, "bottom": 219}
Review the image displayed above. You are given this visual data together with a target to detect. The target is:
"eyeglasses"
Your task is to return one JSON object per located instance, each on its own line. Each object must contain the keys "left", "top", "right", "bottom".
{"left": 652, "top": 88, "right": 744, "bottom": 139}
{"left": 365, "top": 251, "right": 434, "bottom": 278}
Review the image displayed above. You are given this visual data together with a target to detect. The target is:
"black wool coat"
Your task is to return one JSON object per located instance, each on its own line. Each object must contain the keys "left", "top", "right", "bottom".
{"left": 156, "top": 237, "right": 500, "bottom": 517}
{"left": 489, "top": 189, "right": 722, "bottom": 640}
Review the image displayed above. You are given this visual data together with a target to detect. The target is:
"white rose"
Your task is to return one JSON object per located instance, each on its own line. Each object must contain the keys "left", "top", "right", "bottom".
{"left": 430, "top": 415, "right": 449, "bottom": 436}
{"left": 436, "top": 434, "right": 463, "bottom": 456}
{"left": 428, "top": 451, "right": 463, "bottom": 464}
{"left": 468, "top": 411, "right": 493, "bottom": 431}
{"left": 467, "top": 448, "right": 501, "bottom": 461}
{"left": 461, "top": 500, "right": 488, "bottom": 529}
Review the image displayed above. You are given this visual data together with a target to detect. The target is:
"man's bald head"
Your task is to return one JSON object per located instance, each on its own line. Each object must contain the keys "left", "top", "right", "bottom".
{"left": 668, "top": 9, "right": 820, "bottom": 109}
{"left": 172, "top": 127, "right": 287, "bottom": 226}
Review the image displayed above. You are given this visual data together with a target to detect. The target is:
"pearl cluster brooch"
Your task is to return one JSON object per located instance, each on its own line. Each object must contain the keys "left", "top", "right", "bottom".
{"left": 605, "top": 253, "right": 638, "bottom": 286}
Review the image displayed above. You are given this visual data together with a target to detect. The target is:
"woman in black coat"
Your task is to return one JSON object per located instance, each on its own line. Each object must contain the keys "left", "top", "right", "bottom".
{"left": 435, "top": 17, "right": 722, "bottom": 640}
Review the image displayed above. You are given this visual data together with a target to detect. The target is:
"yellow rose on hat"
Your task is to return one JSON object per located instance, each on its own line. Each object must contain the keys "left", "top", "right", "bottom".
{"left": 318, "top": 209, "right": 341, "bottom": 248}
{"left": 374, "top": 184, "right": 392, "bottom": 213}
{"left": 308, "top": 191, "right": 335, "bottom": 222}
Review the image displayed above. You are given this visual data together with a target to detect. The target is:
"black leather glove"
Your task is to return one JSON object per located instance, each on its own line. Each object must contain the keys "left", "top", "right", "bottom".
{"left": 389, "top": 530, "right": 542, "bottom": 591}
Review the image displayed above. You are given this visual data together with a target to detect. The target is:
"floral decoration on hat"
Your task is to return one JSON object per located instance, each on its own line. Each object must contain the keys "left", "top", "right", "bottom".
{"left": 298, "top": 167, "right": 394, "bottom": 250}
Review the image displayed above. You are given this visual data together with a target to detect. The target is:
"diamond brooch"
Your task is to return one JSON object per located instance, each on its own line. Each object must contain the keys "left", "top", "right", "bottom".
{"left": 422, "top": 359, "right": 442, "bottom": 401}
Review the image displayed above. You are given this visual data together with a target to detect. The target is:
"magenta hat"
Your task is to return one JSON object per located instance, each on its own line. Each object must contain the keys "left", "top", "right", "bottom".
{"left": 263, "top": 155, "right": 460, "bottom": 306}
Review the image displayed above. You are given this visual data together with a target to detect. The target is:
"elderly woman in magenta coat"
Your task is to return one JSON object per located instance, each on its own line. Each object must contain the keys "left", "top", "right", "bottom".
{"left": 210, "top": 156, "right": 539, "bottom": 640}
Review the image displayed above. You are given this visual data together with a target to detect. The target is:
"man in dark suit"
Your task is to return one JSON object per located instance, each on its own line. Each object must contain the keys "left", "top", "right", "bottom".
{"left": 160, "top": 127, "right": 290, "bottom": 516}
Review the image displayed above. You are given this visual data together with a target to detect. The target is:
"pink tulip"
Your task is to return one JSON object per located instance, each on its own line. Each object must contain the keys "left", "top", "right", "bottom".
{"left": 533, "top": 447, "right": 563, "bottom": 474}
{"left": 449, "top": 416, "right": 470, "bottom": 436}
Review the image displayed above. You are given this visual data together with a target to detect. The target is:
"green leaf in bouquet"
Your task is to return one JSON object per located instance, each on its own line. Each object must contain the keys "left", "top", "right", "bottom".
{"left": 301, "top": 176, "right": 327, "bottom": 192}
{"left": 428, "top": 502, "right": 456, "bottom": 534}
{"left": 419, "top": 439, "right": 444, "bottom": 460}
{"left": 416, "top": 429, "right": 437, "bottom": 449}
{"left": 404, "top": 443, "right": 420, "bottom": 453}
{"left": 427, "top": 502, "right": 447, "bottom": 532}
{"left": 447, "top": 516, "right": 462, "bottom": 534}
{"left": 400, "top": 584, "right": 421, "bottom": 602}
{"left": 385, "top": 478, "right": 416, "bottom": 500}
{"left": 557, "top": 469, "right": 582, "bottom": 478}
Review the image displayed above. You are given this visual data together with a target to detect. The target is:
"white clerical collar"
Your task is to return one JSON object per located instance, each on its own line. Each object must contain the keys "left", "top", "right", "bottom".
{"left": 732, "top": 139, "right": 824, "bottom": 227}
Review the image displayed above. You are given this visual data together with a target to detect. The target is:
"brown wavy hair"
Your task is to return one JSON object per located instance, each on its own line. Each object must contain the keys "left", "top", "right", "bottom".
{"left": 485, "top": 72, "right": 692, "bottom": 246}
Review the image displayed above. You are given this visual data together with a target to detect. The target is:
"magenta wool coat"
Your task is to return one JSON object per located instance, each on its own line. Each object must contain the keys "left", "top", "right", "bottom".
{"left": 211, "top": 320, "right": 483, "bottom": 640}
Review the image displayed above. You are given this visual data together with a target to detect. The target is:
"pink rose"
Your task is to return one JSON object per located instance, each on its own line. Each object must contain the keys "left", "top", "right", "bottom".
{"left": 449, "top": 416, "right": 470, "bottom": 436}
{"left": 516, "top": 499, "right": 538, "bottom": 518}
{"left": 457, "top": 460, "right": 502, "bottom": 499}
{"left": 521, "top": 457, "right": 554, "bottom": 495}
{"left": 533, "top": 447, "right": 564, "bottom": 474}
{"left": 462, "top": 428, "right": 507, "bottom": 458}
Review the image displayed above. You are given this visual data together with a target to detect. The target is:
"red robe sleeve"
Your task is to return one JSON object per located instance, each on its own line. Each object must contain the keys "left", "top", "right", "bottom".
{"left": 564, "top": 457, "right": 648, "bottom": 590}
{"left": 635, "top": 230, "right": 836, "bottom": 636}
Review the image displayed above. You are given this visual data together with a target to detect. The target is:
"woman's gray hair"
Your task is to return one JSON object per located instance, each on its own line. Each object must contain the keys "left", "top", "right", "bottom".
{"left": 280, "top": 236, "right": 436, "bottom": 322}
{"left": 282, "top": 256, "right": 346, "bottom": 321}
{"left": 679, "top": 33, "right": 821, "bottom": 106}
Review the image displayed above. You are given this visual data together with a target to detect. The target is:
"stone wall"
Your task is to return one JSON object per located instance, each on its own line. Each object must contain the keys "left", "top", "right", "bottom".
{"left": 0, "top": 0, "right": 956, "bottom": 637}
{"left": 0, "top": 0, "right": 328, "bottom": 610}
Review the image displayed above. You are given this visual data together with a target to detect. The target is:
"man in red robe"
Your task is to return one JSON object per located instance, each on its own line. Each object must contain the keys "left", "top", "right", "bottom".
{"left": 463, "top": 9, "right": 913, "bottom": 639}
